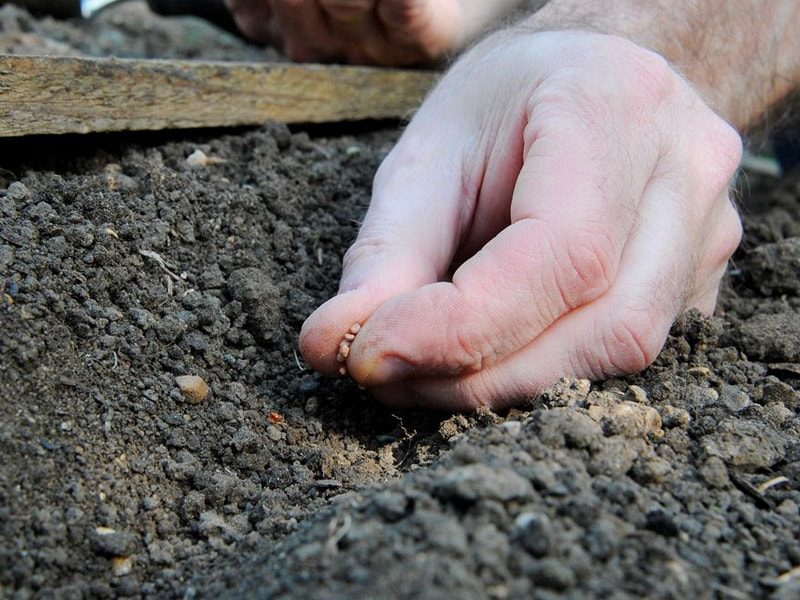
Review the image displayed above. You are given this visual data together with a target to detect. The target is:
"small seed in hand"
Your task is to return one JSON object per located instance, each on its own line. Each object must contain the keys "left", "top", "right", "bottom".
{"left": 336, "top": 323, "right": 362, "bottom": 378}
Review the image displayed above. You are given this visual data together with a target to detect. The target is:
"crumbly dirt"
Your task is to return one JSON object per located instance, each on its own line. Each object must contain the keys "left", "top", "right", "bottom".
{"left": 1, "top": 5, "right": 799, "bottom": 600}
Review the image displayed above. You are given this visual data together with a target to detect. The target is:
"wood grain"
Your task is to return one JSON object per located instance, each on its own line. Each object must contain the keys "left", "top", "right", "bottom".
{"left": 0, "top": 55, "right": 437, "bottom": 137}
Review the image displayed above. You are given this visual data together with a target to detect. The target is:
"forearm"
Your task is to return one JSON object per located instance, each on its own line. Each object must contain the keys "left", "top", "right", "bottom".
{"left": 517, "top": 0, "right": 800, "bottom": 131}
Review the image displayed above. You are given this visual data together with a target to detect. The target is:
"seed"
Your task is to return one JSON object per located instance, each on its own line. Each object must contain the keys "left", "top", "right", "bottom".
{"left": 336, "top": 352, "right": 346, "bottom": 363}
{"left": 339, "top": 366, "right": 348, "bottom": 376}
{"left": 338, "top": 342, "right": 350, "bottom": 358}
{"left": 349, "top": 323, "right": 361, "bottom": 335}
{"left": 344, "top": 333, "right": 355, "bottom": 341}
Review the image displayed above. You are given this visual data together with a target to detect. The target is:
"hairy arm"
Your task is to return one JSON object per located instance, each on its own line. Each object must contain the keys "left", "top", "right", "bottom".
{"left": 520, "top": 0, "right": 800, "bottom": 130}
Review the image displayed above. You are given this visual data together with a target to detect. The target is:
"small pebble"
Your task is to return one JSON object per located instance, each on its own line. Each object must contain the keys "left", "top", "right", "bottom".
{"left": 777, "top": 499, "right": 797, "bottom": 516}
{"left": 500, "top": 421, "right": 522, "bottom": 437}
{"left": 305, "top": 397, "right": 319, "bottom": 415}
{"left": 186, "top": 149, "right": 208, "bottom": 167}
{"left": 186, "top": 149, "right": 226, "bottom": 168}
{"left": 688, "top": 366, "right": 711, "bottom": 378}
{"left": 175, "top": 375, "right": 210, "bottom": 404}
{"left": 111, "top": 556, "right": 133, "bottom": 577}
{"left": 92, "top": 527, "right": 135, "bottom": 557}
{"left": 627, "top": 385, "right": 648, "bottom": 403}
{"left": 6, "top": 181, "right": 30, "bottom": 201}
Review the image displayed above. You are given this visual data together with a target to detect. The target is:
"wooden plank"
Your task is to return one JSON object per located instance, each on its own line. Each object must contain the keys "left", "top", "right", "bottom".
{"left": 0, "top": 55, "right": 438, "bottom": 137}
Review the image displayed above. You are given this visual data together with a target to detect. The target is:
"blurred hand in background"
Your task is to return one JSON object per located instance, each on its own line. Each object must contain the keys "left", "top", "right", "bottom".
{"left": 224, "top": 0, "right": 524, "bottom": 65}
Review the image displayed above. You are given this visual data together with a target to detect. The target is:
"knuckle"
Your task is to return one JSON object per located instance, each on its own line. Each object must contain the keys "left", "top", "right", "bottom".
{"left": 372, "top": 154, "right": 394, "bottom": 190}
{"left": 602, "top": 305, "right": 667, "bottom": 374}
{"left": 372, "top": 144, "right": 415, "bottom": 192}
{"left": 692, "top": 119, "right": 743, "bottom": 198}
{"left": 712, "top": 120, "right": 744, "bottom": 181}
{"left": 713, "top": 201, "right": 743, "bottom": 264}
{"left": 624, "top": 47, "right": 677, "bottom": 110}
{"left": 553, "top": 226, "right": 616, "bottom": 308}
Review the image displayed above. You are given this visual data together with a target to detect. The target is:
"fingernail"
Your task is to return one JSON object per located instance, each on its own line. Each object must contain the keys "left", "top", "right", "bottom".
{"left": 361, "top": 356, "right": 416, "bottom": 385}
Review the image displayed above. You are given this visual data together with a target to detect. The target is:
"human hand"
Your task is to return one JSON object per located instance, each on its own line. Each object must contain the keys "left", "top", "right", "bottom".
{"left": 299, "top": 31, "right": 743, "bottom": 410}
{"left": 223, "top": 0, "right": 521, "bottom": 65}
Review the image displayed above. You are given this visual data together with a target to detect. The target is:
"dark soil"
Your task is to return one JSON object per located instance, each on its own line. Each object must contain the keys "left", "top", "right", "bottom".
{"left": 1, "top": 5, "right": 799, "bottom": 600}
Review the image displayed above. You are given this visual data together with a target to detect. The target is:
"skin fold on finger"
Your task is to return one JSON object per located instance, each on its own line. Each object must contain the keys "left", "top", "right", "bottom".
{"left": 369, "top": 173, "right": 712, "bottom": 411}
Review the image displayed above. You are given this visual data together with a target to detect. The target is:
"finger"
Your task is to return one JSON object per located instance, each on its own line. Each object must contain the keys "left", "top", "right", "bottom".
{"left": 272, "top": 0, "right": 335, "bottom": 61}
{"left": 374, "top": 174, "right": 699, "bottom": 410}
{"left": 318, "top": 0, "right": 381, "bottom": 63}
{"left": 299, "top": 119, "right": 477, "bottom": 375}
{"left": 346, "top": 112, "right": 659, "bottom": 387}
{"left": 319, "top": 0, "right": 375, "bottom": 33}
{"left": 687, "top": 193, "right": 742, "bottom": 313}
{"left": 376, "top": 0, "right": 460, "bottom": 59}
{"left": 225, "top": 0, "right": 275, "bottom": 43}
{"left": 689, "top": 265, "right": 725, "bottom": 315}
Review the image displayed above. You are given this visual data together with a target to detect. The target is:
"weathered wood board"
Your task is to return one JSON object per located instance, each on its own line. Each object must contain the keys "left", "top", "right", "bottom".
{"left": 0, "top": 55, "right": 437, "bottom": 137}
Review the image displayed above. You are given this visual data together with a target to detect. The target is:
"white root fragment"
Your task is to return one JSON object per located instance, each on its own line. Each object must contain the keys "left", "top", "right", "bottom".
{"left": 755, "top": 476, "right": 790, "bottom": 494}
